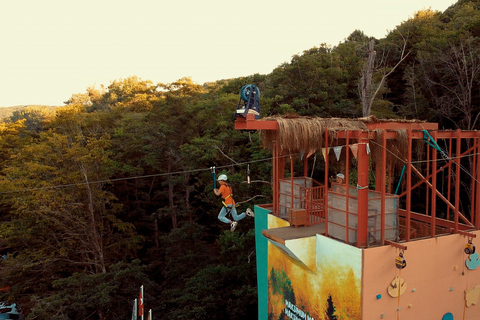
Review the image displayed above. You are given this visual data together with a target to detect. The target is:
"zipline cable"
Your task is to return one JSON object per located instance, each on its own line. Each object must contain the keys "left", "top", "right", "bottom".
{"left": 0, "top": 153, "right": 298, "bottom": 195}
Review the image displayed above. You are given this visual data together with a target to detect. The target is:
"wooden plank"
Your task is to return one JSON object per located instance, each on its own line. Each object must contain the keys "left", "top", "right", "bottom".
{"left": 384, "top": 239, "right": 407, "bottom": 250}
{"left": 262, "top": 223, "right": 325, "bottom": 245}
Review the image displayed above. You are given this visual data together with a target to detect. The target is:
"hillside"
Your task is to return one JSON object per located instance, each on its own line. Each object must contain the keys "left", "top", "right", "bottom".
{"left": 0, "top": 105, "right": 59, "bottom": 121}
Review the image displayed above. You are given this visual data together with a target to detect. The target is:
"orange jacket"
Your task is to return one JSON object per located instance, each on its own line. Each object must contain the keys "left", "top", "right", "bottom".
{"left": 219, "top": 184, "right": 234, "bottom": 205}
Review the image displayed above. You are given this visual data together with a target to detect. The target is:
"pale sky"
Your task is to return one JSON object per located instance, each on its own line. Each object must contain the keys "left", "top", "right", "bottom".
{"left": 0, "top": 0, "right": 455, "bottom": 107}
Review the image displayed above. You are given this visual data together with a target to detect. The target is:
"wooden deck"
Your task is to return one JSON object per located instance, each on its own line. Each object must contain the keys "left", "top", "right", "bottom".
{"left": 262, "top": 222, "right": 325, "bottom": 245}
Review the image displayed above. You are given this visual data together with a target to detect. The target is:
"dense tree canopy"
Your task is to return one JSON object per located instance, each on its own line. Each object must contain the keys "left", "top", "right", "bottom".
{"left": 1, "top": 1, "right": 480, "bottom": 319}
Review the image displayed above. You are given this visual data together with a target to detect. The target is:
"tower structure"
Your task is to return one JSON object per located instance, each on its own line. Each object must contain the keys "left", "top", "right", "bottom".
{"left": 236, "top": 114, "right": 480, "bottom": 320}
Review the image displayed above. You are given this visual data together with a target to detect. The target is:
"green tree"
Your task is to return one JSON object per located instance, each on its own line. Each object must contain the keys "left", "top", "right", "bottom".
{"left": 27, "top": 260, "right": 154, "bottom": 320}
{"left": 265, "top": 43, "right": 363, "bottom": 117}
{"left": 324, "top": 294, "right": 338, "bottom": 320}
{"left": 0, "top": 109, "right": 139, "bottom": 315}
{"left": 9, "top": 106, "right": 55, "bottom": 134}
{"left": 417, "top": 34, "right": 480, "bottom": 129}
{"left": 162, "top": 229, "right": 257, "bottom": 320}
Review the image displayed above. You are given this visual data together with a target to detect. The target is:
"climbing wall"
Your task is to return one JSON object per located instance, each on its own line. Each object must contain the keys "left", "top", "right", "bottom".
{"left": 362, "top": 231, "right": 480, "bottom": 319}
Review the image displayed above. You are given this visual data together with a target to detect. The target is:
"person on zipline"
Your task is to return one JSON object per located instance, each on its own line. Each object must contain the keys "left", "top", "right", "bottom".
{"left": 214, "top": 174, "right": 254, "bottom": 231}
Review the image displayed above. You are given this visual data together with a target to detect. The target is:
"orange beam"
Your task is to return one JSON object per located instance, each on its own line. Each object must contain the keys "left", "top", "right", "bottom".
{"left": 406, "top": 129, "right": 412, "bottom": 241}
{"left": 356, "top": 132, "right": 369, "bottom": 247}
{"left": 380, "top": 130, "right": 387, "bottom": 244}
{"left": 430, "top": 130, "right": 437, "bottom": 238}
{"left": 234, "top": 114, "right": 278, "bottom": 130}
{"left": 345, "top": 130, "right": 350, "bottom": 244}
{"left": 408, "top": 165, "right": 474, "bottom": 227}
{"left": 476, "top": 133, "right": 480, "bottom": 229}
{"left": 324, "top": 130, "right": 329, "bottom": 237}
{"left": 366, "top": 121, "right": 438, "bottom": 131}
{"left": 454, "top": 130, "right": 461, "bottom": 232}
{"left": 399, "top": 210, "right": 473, "bottom": 231}
{"left": 455, "top": 230, "right": 477, "bottom": 238}
{"left": 385, "top": 240, "right": 407, "bottom": 251}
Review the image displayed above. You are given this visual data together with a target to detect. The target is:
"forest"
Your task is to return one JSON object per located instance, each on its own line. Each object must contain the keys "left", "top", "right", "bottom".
{"left": 1, "top": 0, "right": 480, "bottom": 319}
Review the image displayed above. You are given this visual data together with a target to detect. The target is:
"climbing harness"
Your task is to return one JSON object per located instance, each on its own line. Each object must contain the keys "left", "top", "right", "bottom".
{"left": 221, "top": 186, "right": 239, "bottom": 218}
{"left": 222, "top": 191, "right": 234, "bottom": 208}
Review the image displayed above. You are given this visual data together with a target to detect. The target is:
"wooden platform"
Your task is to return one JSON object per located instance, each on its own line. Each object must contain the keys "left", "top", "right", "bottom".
{"left": 262, "top": 222, "right": 325, "bottom": 245}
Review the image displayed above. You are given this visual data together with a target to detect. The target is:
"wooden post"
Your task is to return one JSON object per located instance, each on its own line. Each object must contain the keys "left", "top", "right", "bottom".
{"left": 430, "top": 130, "right": 437, "bottom": 238}
{"left": 381, "top": 130, "right": 387, "bottom": 244}
{"left": 454, "top": 130, "right": 461, "bottom": 233}
{"left": 324, "top": 130, "right": 329, "bottom": 237}
{"left": 476, "top": 132, "right": 480, "bottom": 229}
{"left": 406, "top": 130, "right": 412, "bottom": 241}
{"left": 357, "top": 132, "right": 369, "bottom": 247}
{"left": 345, "top": 130, "right": 350, "bottom": 243}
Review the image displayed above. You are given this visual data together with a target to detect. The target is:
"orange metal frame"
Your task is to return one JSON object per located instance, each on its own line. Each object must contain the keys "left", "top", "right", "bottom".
{"left": 235, "top": 116, "right": 480, "bottom": 247}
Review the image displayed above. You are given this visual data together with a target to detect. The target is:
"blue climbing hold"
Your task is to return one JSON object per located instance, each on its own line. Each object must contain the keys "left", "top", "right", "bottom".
{"left": 466, "top": 252, "right": 480, "bottom": 270}
{"left": 442, "top": 312, "right": 453, "bottom": 320}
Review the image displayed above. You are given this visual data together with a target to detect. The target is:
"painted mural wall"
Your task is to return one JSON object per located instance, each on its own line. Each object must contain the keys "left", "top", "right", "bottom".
{"left": 263, "top": 213, "right": 362, "bottom": 320}
{"left": 256, "top": 208, "right": 480, "bottom": 319}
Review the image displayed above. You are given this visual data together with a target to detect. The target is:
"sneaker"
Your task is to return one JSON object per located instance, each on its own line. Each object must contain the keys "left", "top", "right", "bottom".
{"left": 230, "top": 221, "right": 238, "bottom": 232}
{"left": 246, "top": 208, "right": 254, "bottom": 217}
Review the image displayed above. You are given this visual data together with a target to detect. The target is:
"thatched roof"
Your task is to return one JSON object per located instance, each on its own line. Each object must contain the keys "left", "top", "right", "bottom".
{"left": 261, "top": 116, "right": 367, "bottom": 155}
{"left": 260, "top": 115, "right": 425, "bottom": 164}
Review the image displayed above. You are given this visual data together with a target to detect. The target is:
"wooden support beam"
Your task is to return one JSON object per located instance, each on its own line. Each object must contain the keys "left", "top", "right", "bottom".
{"left": 366, "top": 122, "right": 438, "bottom": 131}
{"left": 385, "top": 240, "right": 408, "bottom": 251}
{"left": 406, "top": 129, "right": 412, "bottom": 241}
{"left": 408, "top": 165, "right": 474, "bottom": 227}
{"left": 454, "top": 229, "right": 477, "bottom": 238}
{"left": 399, "top": 210, "right": 474, "bottom": 231}
{"left": 356, "top": 132, "right": 370, "bottom": 247}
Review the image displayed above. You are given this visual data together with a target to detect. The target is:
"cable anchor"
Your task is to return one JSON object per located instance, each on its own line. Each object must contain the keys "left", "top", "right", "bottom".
{"left": 395, "top": 251, "right": 407, "bottom": 269}
{"left": 465, "top": 238, "right": 476, "bottom": 255}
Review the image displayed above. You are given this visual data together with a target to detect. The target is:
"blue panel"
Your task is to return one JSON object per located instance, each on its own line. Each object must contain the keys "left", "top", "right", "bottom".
{"left": 254, "top": 205, "right": 270, "bottom": 320}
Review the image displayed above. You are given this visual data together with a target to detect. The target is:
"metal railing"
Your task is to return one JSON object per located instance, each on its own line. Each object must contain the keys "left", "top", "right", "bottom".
{"left": 278, "top": 177, "right": 325, "bottom": 225}
{"left": 305, "top": 185, "right": 325, "bottom": 225}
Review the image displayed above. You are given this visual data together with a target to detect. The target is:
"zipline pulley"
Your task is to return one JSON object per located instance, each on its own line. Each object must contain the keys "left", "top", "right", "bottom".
{"left": 235, "top": 84, "right": 261, "bottom": 119}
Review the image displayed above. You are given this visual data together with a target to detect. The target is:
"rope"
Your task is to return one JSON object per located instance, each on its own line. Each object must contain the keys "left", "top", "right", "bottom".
{"left": 397, "top": 267, "right": 401, "bottom": 320}
{"left": 235, "top": 194, "right": 268, "bottom": 205}
{"left": 394, "top": 165, "right": 406, "bottom": 195}
{"left": 310, "top": 154, "right": 317, "bottom": 178}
